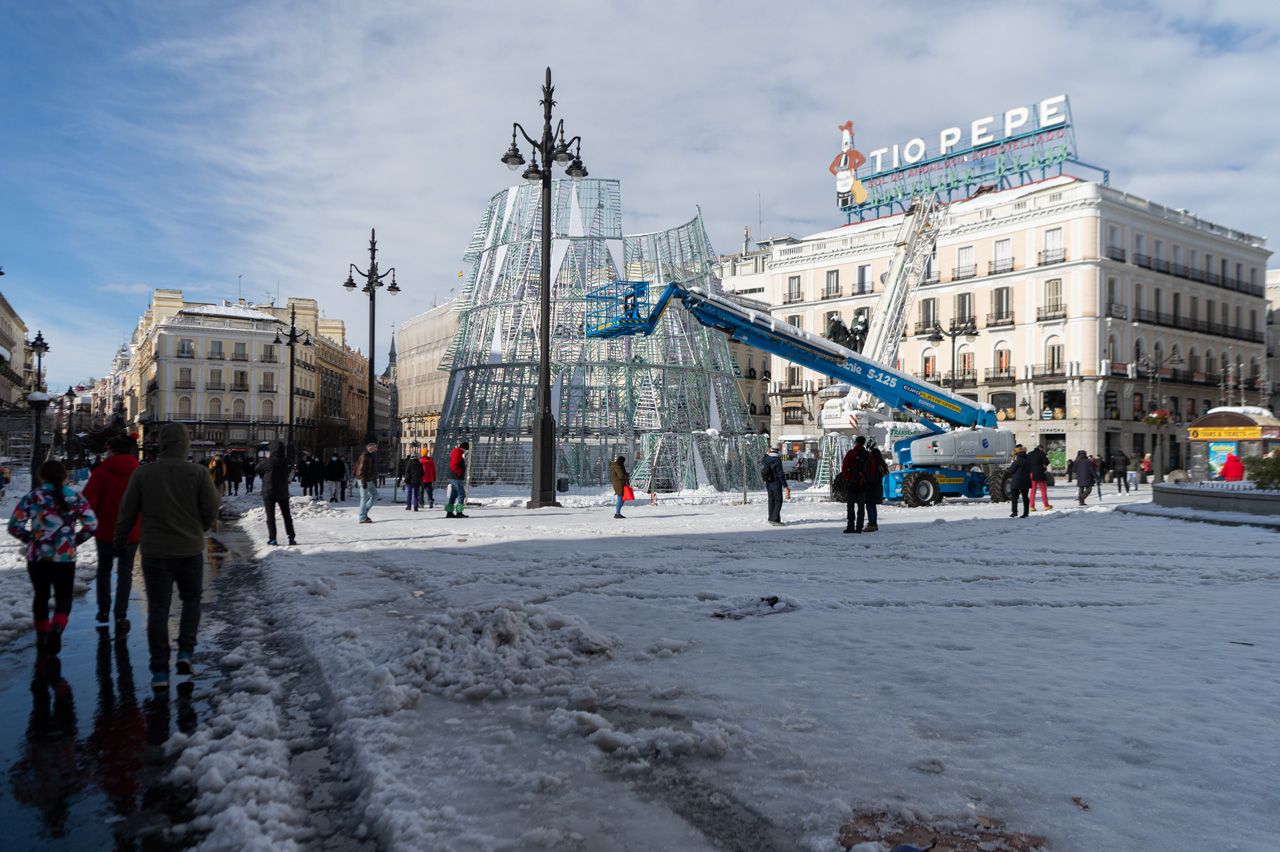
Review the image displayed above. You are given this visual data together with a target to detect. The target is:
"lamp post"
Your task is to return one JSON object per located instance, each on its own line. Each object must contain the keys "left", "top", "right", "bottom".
{"left": 343, "top": 229, "right": 399, "bottom": 446}
{"left": 63, "top": 387, "right": 76, "bottom": 455}
{"left": 928, "top": 318, "right": 977, "bottom": 389}
{"left": 27, "top": 331, "right": 50, "bottom": 480}
{"left": 1138, "top": 351, "right": 1184, "bottom": 484}
{"left": 500, "top": 66, "right": 589, "bottom": 509}
{"left": 274, "top": 304, "right": 312, "bottom": 464}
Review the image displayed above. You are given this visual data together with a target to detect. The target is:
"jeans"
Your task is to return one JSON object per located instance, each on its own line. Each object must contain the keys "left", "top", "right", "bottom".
{"left": 405, "top": 482, "right": 421, "bottom": 510}
{"left": 446, "top": 479, "right": 467, "bottom": 513}
{"left": 1128, "top": 470, "right": 1139, "bottom": 489}
{"left": 95, "top": 539, "right": 138, "bottom": 618}
{"left": 327, "top": 479, "right": 342, "bottom": 501}
{"left": 1030, "top": 481, "right": 1049, "bottom": 508}
{"left": 614, "top": 493, "right": 624, "bottom": 515}
{"left": 28, "top": 560, "right": 76, "bottom": 627}
{"left": 766, "top": 486, "right": 783, "bottom": 523}
{"left": 141, "top": 554, "right": 203, "bottom": 674}
{"left": 263, "top": 497, "right": 295, "bottom": 541}
{"left": 358, "top": 481, "right": 378, "bottom": 520}
{"left": 866, "top": 501, "right": 878, "bottom": 527}
{"left": 846, "top": 494, "right": 866, "bottom": 530}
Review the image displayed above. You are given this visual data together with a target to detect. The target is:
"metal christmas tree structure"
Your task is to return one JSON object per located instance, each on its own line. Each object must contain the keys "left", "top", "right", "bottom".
{"left": 435, "top": 178, "right": 766, "bottom": 494}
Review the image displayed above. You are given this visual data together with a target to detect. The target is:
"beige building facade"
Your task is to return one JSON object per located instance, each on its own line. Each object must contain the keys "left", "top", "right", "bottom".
{"left": 395, "top": 302, "right": 460, "bottom": 455}
{"left": 720, "top": 177, "right": 1270, "bottom": 471}
{"left": 0, "top": 291, "right": 29, "bottom": 406}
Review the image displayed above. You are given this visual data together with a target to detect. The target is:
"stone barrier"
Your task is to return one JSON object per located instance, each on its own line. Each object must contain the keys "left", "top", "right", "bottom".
{"left": 1152, "top": 482, "right": 1280, "bottom": 517}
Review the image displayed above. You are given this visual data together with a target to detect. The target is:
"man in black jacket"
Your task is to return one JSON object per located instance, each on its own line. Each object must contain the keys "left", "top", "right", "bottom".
{"left": 1110, "top": 449, "right": 1131, "bottom": 493}
{"left": 1026, "top": 444, "right": 1052, "bottom": 511}
{"left": 1006, "top": 445, "right": 1032, "bottom": 518}
{"left": 256, "top": 441, "right": 295, "bottom": 546}
{"left": 324, "top": 453, "right": 347, "bottom": 502}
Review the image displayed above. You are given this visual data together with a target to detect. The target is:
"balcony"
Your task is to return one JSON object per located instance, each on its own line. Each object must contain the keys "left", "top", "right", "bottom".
{"left": 914, "top": 319, "right": 938, "bottom": 336}
{"left": 1037, "top": 303, "right": 1067, "bottom": 321}
{"left": 261, "top": 355, "right": 278, "bottom": 363}
{"left": 1106, "top": 302, "right": 1128, "bottom": 320}
{"left": 231, "top": 353, "right": 249, "bottom": 361}
{"left": 176, "top": 350, "right": 195, "bottom": 359}
{"left": 988, "top": 258, "right": 1014, "bottom": 275}
{"left": 984, "top": 367, "right": 1017, "bottom": 385}
{"left": 943, "top": 370, "right": 977, "bottom": 388}
{"left": 1037, "top": 248, "right": 1066, "bottom": 266}
{"left": 1134, "top": 252, "right": 1152, "bottom": 269}
{"left": 259, "top": 384, "right": 277, "bottom": 393}
{"left": 1031, "top": 363, "right": 1067, "bottom": 379}
{"left": 230, "top": 384, "right": 251, "bottom": 393}
{"left": 206, "top": 382, "right": 224, "bottom": 390}
{"left": 922, "top": 271, "right": 940, "bottom": 286}
{"left": 208, "top": 352, "right": 225, "bottom": 360}
{"left": 986, "top": 311, "right": 1014, "bottom": 328}
{"left": 783, "top": 292, "right": 805, "bottom": 305}
{"left": 174, "top": 381, "right": 195, "bottom": 390}
{"left": 952, "top": 265, "right": 977, "bottom": 281}
{"left": 820, "top": 287, "right": 842, "bottom": 300}
{"left": 1106, "top": 246, "right": 1126, "bottom": 262}
{"left": 950, "top": 317, "right": 977, "bottom": 333}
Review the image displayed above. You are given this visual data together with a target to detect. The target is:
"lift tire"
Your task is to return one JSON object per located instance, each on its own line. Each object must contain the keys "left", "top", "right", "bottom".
{"left": 987, "top": 470, "right": 1011, "bottom": 503}
{"left": 904, "top": 471, "right": 940, "bottom": 507}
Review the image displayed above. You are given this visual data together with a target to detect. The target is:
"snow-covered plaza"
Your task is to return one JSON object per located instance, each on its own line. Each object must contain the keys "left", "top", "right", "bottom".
{"left": 2, "top": 485, "right": 1277, "bottom": 851}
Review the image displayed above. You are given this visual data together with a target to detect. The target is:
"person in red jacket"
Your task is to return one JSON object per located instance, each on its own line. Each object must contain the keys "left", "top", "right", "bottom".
{"left": 445, "top": 441, "right": 469, "bottom": 519}
{"left": 82, "top": 434, "right": 141, "bottom": 629}
{"left": 420, "top": 447, "right": 438, "bottom": 510}
{"left": 1220, "top": 452, "right": 1245, "bottom": 481}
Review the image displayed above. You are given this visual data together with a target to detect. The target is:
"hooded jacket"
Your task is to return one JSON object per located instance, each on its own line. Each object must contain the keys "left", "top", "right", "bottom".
{"left": 761, "top": 450, "right": 786, "bottom": 491}
{"left": 256, "top": 441, "right": 293, "bottom": 500}
{"left": 609, "top": 459, "right": 629, "bottom": 495}
{"left": 420, "top": 456, "right": 437, "bottom": 483}
{"left": 1220, "top": 453, "right": 1245, "bottom": 481}
{"left": 1026, "top": 447, "right": 1049, "bottom": 482}
{"left": 449, "top": 446, "right": 467, "bottom": 479}
{"left": 1071, "top": 451, "right": 1098, "bottom": 488}
{"left": 1110, "top": 451, "right": 1130, "bottom": 474}
{"left": 324, "top": 457, "right": 348, "bottom": 481}
{"left": 114, "top": 423, "right": 220, "bottom": 556}
{"left": 1006, "top": 450, "right": 1033, "bottom": 490}
{"left": 8, "top": 482, "right": 98, "bottom": 562}
{"left": 83, "top": 453, "right": 141, "bottom": 543}
{"left": 403, "top": 455, "right": 424, "bottom": 484}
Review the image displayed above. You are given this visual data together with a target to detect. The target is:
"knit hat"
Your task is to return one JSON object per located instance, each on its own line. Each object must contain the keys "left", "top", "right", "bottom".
{"left": 420, "top": 448, "right": 429, "bottom": 457}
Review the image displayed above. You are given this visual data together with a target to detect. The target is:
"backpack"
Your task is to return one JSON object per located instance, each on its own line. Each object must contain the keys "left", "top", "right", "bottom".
{"left": 846, "top": 451, "right": 872, "bottom": 489}
{"left": 759, "top": 462, "right": 776, "bottom": 483}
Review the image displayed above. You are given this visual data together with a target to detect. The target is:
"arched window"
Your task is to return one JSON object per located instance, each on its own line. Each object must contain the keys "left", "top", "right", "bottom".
{"left": 956, "top": 344, "right": 974, "bottom": 378}
{"left": 921, "top": 348, "right": 938, "bottom": 379}
{"left": 993, "top": 342, "right": 1012, "bottom": 375}
{"left": 233, "top": 398, "right": 246, "bottom": 421}
{"left": 262, "top": 399, "right": 274, "bottom": 420}
{"left": 1204, "top": 348, "right": 1214, "bottom": 376}
{"left": 1045, "top": 336, "right": 1064, "bottom": 372}
{"left": 208, "top": 397, "right": 222, "bottom": 419}
{"left": 177, "top": 397, "right": 192, "bottom": 418}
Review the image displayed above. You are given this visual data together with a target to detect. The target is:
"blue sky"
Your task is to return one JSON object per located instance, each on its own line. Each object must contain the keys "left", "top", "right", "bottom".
{"left": 2, "top": 0, "right": 1278, "bottom": 392}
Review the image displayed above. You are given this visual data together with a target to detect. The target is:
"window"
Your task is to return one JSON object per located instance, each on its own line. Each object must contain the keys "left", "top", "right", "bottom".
{"left": 1172, "top": 245, "right": 1182, "bottom": 267}
{"left": 955, "top": 292, "right": 974, "bottom": 324}
{"left": 1206, "top": 301, "right": 1215, "bottom": 325}
{"left": 920, "top": 298, "right": 937, "bottom": 325}
{"left": 262, "top": 344, "right": 277, "bottom": 363}
{"left": 262, "top": 371, "right": 275, "bottom": 391}
{"left": 209, "top": 340, "right": 224, "bottom": 360}
{"left": 177, "top": 397, "right": 192, "bottom": 418}
{"left": 857, "top": 264, "right": 871, "bottom": 294}
{"left": 233, "top": 398, "right": 246, "bottom": 420}
{"left": 1044, "top": 278, "right": 1063, "bottom": 307}
{"left": 1135, "top": 234, "right": 1146, "bottom": 256}
{"left": 1221, "top": 258, "right": 1229, "bottom": 281}
{"left": 1186, "top": 398, "right": 1196, "bottom": 420}
{"left": 923, "top": 354, "right": 937, "bottom": 378}
{"left": 1134, "top": 283, "right": 1144, "bottom": 310}
{"left": 1250, "top": 309, "right": 1258, "bottom": 333}
{"left": 956, "top": 245, "right": 975, "bottom": 279}
{"left": 1204, "top": 399, "right": 1212, "bottom": 415}
{"left": 992, "top": 238, "right": 1012, "bottom": 274}
{"left": 783, "top": 406, "right": 804, "bottom": 425}
{"left": 1047, "top": 343, "right": 1064, "bottom": 369}
{"left": 825, "top": 269, "right": 840, "bottom": 297}
{"left": 1154, "top": 239, "right": 1164, "bottom": 261}
{"left": 992, "top": 287, "right": 1012, "bottom": 319}
{"left": 1189, "top": 348, "right": 1200, "bottom": 373}
{"left": 233, "top": 370, "right": 249, "bottom": 391}
{"left": 1154, "top": 289, "right": 1163, "bottom": 316}
{"left": 177, "top": 367, "right": 193, "bottom": 389}
{"left": 787, "top": 365, "right": 802, "bottom": 387}
{"left": 262, "top": 399, "right": 274, "bottom": 419}
{"left": 1190, "top": 296, "right": 1199, "bottom": 320}
{"left": 924, "top": 251, "right": 937, "bottom": 282}
{"left": 1169, "top": 396, "right": 1179, "bottom": 419}
{"left": 1108, "top": 225, "right": 1119, "bottom": 249}
{"left": 1106, "top": 277, "right": 1116, "bottom": 307}
{"left": 1205, "top": 253, "right": 1213, "bottom": 275}
{"left": 1189, "top": 249, "right": 1198, "bottom": 271}
{"left": 787, "top": 314, "right": 802, "bottom": 331}
{"left": 958, "top": 350, "right": 974, "bottom": 374}
{"left": 1104, "top": 390, "right": 1119, "bottom": 419}
{"left": 786, "top": 275, "right": 802, "bottom": 303}
{"left": 233, "top": 342, "right": 248, "bottom": 361}
{"left": 1235, "top": 306, "right": 1243, "bottom": 330}
{"left": 995, "top": 347, "right": 1012, "bottom": 371}
{"left": 177, "top": 338, "right": 195, "bottom": 358}
{"left": 1172, "top": 293, "right": 1181, "bottom": 322}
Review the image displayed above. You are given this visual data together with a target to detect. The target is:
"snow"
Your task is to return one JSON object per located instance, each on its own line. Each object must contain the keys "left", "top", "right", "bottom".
{"left": 4, "top": 480, "right": 1278, "bottom": 850}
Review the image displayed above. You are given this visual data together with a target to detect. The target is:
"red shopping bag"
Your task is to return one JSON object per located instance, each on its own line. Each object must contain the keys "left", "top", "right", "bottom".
{"left": 621, "top": 485, "right": 635, "bottom": 501}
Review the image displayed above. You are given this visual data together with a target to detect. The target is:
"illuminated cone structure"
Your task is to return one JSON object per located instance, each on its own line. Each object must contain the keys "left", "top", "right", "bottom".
{"left": 435, "top": 179, "right": 766, "bottom": 493}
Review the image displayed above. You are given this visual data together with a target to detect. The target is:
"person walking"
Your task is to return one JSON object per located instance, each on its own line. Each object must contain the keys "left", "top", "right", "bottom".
{"left": 257, "top": 440, "right": 296, "bottom": 545}
{"left": 82, "top": 434, "right": 141, "bottom": 629}
{"left": 113, "top": 423, "right": 220, "bottom": 688}
{"left": 1140, "top": 453, "right": 1153, "bottom": 484}
{"left": 841, "top": 436, "right": 873, "bottom": 533}
{"left": 445, "top": 442, "right": 470, "bottom": 519}
{"left": 1006, "top": 445, "right": 1032, "bottom": 518}
{"left": 421, "top": 448, "right": 437, "bottom": 509}
{"left": 1110, "top": 448, "right": 1131, "bottom": 493}
{"left": 324, "top": 452, "right": 347, "bottom": 502}
{"left": 307, "top": 453, "right": 325, "bottom": 497}
{"left": 354, "top": 443, "right": 379, "bottom": 523}
{"left": 225, "top": 454, "right": 243, "bottom": 496}
{"left": 403, "top": 450, "right": 424, "bottom": 511}
{"left": 609, "top": 455, "right": 629, "bottom": 518}
{"left": 207, "top": 454, "right": 227, "bottom": 497}
{"left": 9, "top": 460, "right": 98, "bottom": 655}
{"left": 1071, "top": 450, "right": 1098, "bottom": 505}
{"left": 243, "top": 453, "right": 256, "bottom": 494}
{"left": 761, "top": 447, "right": 787, "bottom": 526}
{"left": 1027, "top": 444, "right": 1052, "bottom": 511}
{"left": 864, "top": 445, "right": 889, "bottom": 532}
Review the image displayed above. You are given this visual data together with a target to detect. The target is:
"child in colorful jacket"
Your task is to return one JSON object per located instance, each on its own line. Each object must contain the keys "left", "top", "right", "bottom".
{"left": 8, "top": 460, "right": 98, "bottom": 655}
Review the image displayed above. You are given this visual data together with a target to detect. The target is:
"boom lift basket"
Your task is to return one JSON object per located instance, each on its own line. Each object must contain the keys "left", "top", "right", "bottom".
{"left": 585, "top": 280, "right": 651, "bottom": 339}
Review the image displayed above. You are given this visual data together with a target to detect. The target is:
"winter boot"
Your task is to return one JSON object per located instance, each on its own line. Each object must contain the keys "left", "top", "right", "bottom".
{"left": 176, "top": 651, "right": 194, "bottom": 676}
{"left": 97, "top": 608, "right": 111, "bottom": 628}
{"left": 46, "top": 623, "right": 64, "bottom": 656}
{"left": 864, "top": 523, "right": 879, "bottom": 532}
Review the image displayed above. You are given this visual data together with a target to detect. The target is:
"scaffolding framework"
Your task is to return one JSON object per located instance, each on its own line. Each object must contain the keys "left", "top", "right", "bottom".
{"left": 435, "top": 179, "right": 766, "bottom": 494}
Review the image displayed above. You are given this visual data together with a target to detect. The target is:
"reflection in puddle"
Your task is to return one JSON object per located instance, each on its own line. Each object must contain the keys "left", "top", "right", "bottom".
{"left": 9, "top": 656, "right": 82, "bottom": 837}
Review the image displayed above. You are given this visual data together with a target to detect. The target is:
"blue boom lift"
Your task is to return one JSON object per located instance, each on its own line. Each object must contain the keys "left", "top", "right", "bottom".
{"left": 585, "top": 280, "right": 1016, "bottom": 505}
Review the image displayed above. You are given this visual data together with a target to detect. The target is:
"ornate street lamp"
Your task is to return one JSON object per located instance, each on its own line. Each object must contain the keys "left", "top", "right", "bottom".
{"left": 26, "top": 331, "right": 51, "bottom": 479}
{"left": 274, "top": 304, "right": 312, "bottom": 463}
{"left": 500, "top": 67, "right": 588, "bottom": 509}
{"left": 1137, "top": 350, "right": 1184, "bottom": 484}
{"left": 343, "top": 229, "right": 399, "bottom": 446}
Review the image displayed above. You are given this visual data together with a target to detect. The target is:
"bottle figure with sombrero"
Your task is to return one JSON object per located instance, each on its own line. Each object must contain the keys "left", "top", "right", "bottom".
{"left": 830, "top": 121, "right": 868, "bottom": 206}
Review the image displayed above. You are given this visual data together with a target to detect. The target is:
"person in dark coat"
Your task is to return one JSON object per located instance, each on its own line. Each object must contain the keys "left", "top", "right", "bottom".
{"left": 761, "top": 448, "right": 787, "bottom": 526}
{"left": 403, "top": 452, "right": 424, "bottom": 511}
{"left": 1110, "top": 449, "right": 1131, "bottom": 493}
{"left": 841, "top": 436, "right": 872, "bottom": 534}
{"left": 324, "top": 453, "right": 347, "bottom": 502}
{"left": 865, "top": 446, "right": 888, "bottom": 532}
{"left": 1005, "top": 445, "right": 1032, "bottom": 518}
{"left": 82, "top": 434, "right": 141, "bottom": 628}
{"left": 225, "top": 454, "right": 243, "bottom": 495}
{"left": 609, "top": 455, "right": 629, "bottom": 519}
{"left": 1072, "top": 450, "right": 1098, "bottom": 505}
{"left": 243, "top": 453, "right": 256, "bottom": 494}
{"left": 1026, "top": 444, "right": 1052, "bottom": 511}
{"left": 256, "top": 441, "right": 295, "bottom": 545}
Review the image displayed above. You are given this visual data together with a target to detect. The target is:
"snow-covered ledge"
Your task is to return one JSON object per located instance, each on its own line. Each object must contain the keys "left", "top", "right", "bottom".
{"left": 1153, "top": 481, "right": 1280, "bottom": 517}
